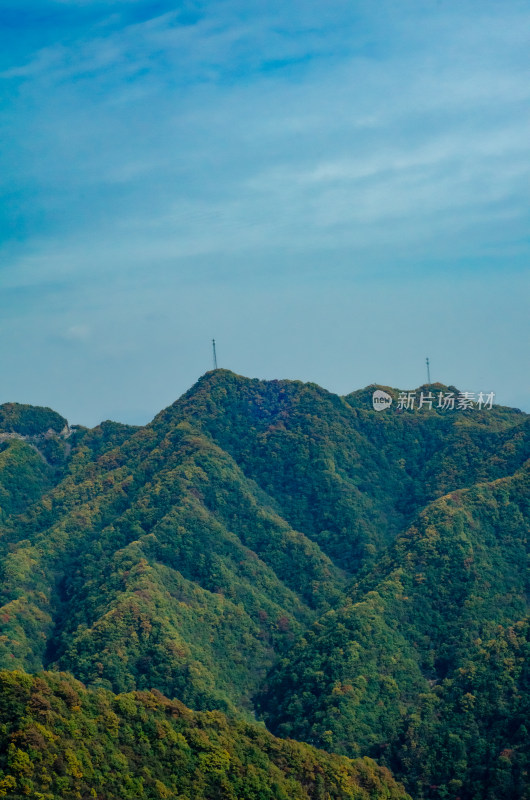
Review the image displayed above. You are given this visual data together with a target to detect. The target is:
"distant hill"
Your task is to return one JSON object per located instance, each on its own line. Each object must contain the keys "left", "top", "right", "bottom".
{"left": 0, "top": 403, "right": 72, "bottom": 520}
{"left": 0, "top": 371, "right": 528, "bottom": 799}
{"left": 0, "top": 402, "right": 68, "bottom": 437}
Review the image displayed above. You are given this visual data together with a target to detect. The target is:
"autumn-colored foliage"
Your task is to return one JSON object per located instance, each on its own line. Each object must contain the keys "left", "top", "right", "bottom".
{"left": 0, "top": 372, "right": 528, "bottom": 799}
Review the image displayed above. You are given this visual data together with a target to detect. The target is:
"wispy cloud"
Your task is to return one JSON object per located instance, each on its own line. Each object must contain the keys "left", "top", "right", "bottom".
{"left": 1, "top": 0, "right": 529, "bottom": 421}
{"left": 63, "top": 324, "right": 91, "bottom": 341}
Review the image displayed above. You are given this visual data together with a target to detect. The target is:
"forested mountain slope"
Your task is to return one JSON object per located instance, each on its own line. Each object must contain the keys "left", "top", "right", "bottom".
{"left": 259, "top": 462, "right": 529, "bottom": 797}
{"left": 0, "top": 371, "right": 528, "bottom": 799}
{"left": 0, "top": 670, "right": 409, "bottom": 800}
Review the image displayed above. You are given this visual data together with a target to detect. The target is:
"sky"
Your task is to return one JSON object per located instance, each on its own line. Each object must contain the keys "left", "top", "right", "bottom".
{"left": 1, "top": 0, "right": 529, "bottom": 426}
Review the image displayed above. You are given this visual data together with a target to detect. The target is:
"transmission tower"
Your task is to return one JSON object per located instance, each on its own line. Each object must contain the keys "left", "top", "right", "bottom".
{"left": 212, "top": 339, "right": 218, "bottom": 370}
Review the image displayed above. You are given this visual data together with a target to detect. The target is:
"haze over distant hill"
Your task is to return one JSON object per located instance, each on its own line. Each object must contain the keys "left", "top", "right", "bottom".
{"left": 0, "top": 371, "right": 528, "bottom": 799}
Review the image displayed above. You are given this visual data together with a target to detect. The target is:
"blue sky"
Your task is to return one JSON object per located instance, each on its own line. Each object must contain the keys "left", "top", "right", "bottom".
{"left": 1, "top": 0, "right": 529, "bottom": 425}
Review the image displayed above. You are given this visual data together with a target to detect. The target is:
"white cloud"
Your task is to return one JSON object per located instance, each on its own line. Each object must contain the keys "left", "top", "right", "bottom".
{"left": 64, "top": 324, "right": 91, "bottom": 341}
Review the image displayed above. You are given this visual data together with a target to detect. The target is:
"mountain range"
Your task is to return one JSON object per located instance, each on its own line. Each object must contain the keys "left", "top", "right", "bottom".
{"left": 0, "top": 370, "right": 528, "bottom": 800}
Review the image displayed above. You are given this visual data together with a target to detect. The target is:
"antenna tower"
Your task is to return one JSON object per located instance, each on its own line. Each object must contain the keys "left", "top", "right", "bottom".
{"left": 212, "top": 339, "right": 218, "bottom": 370}
{"left": 426, "top": 356, "right": 431, "bottom": 384}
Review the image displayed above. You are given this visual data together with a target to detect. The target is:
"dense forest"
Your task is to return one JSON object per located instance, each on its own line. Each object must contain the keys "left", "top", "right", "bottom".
{"left": 0, "top": 370, "right": 528, "bottom": 799}
{"left": 0, "top": 670, "right": 409, "bottom": 799}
